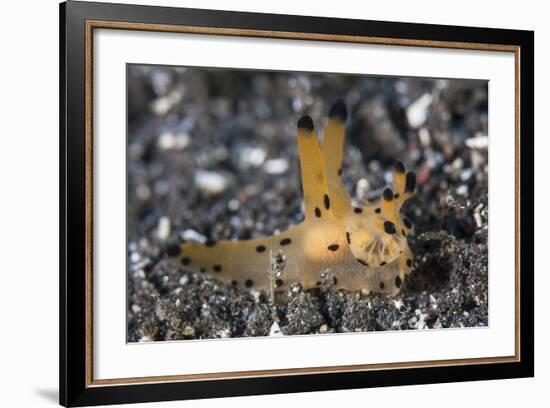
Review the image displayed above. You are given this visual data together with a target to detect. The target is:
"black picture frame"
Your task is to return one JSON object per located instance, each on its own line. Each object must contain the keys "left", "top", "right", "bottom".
{"left": 60, "top": 1, "right": 534, "bottom": 406}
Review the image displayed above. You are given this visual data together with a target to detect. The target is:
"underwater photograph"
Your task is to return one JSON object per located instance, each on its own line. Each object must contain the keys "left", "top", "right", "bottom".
{"left": 126, "top": 64, "right": 489, "bottom": 342}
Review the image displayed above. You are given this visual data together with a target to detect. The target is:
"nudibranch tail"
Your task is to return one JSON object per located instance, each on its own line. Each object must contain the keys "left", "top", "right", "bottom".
{"left": 171, "top": 99, "right": 417, "bottom": 297}
{"left": 177, "top": 238, "right": 272, "bottom": 290}
{"left": 176, "top": 223, "right": 314, "bottom": 292}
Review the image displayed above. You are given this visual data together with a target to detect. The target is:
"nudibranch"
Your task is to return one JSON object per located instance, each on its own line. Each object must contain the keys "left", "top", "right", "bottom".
{"left": 172, "top": 100, "right": 416, "bottom": 295}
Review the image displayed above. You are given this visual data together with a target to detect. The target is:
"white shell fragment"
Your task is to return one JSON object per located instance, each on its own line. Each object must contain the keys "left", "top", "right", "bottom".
{"left": 355, "top": 178, "right": 370, "bottom": 199}
{"left": 263, "top": 158, "right": 289, "bottom": 174}
{"left": 158, "top": 131, "right": 190, "bottom": 151}
{"left": 157, "top": 216, "right": 171, "bottom": 241}
{"left": 194, "top": 170, "right": 229, "bottom": 196}
{"left": 240, "top": 146, "right": 267, "bottom": 168}
{"left": 406, "top": 93, "right": 433, "bottom": 128}
{"left": 181, "top": 229, "right": 207, "bottom": 243}
{"left": 465, "top": 134, "right": 488, "bottom": 149}
{"left": 269, "top": 321, "right": 284, "bottom": 336}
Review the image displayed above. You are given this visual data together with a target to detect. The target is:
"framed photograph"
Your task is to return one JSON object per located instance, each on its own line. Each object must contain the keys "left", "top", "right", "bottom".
{"left": 60, "top": 1, "right": 534, "bottom": 406}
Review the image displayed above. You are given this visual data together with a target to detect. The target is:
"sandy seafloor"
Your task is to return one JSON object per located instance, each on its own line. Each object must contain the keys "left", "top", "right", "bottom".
{"left": 126, "top": 65, "right": 488, "bottom": 341}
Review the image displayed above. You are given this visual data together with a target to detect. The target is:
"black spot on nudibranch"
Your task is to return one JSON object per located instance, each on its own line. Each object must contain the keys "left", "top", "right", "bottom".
{"left": 338, "top": 168, "right": 343, "bottom": 176}
{"left": 394, "top": 160, "right": 405, "bottom": 174}
{"left": 324, "top": 194, "right": 330, "bottom": 210}
{"left": 274, "top": 278, "right": 284, "bottom": 288}
{"left": 402, "top": 229, "right": 406, "bottom": 237}
{"left": 379, "top": 282, "right": 385, "bottom": 290}
{"left": 346, "top": 232, "right": 351, "bottom": 244}
{"left": 315, "top": 207, "right": 322, "bottom": 218}
{"left": 213, "top": 265, "right": 222, "bottom": 273}
{"left": 181, "top": 257, "right": 191, "bottom": 266}
{"left": 245, "top": 279, "right": 253, "bottom": 288}
{"left": 384, "top": 221, "right": 397, "bottom": 235}
{"left": 383, "top": 188, "right": 394, "bottom": 201}
{"left": 280, "top": 238, "right": 292, "bottom": 246}
{"left": 375, "top": 208, "right": 381, "bottom": 214}
{"left": 406, "top": 258, "right": 413, "bottom": 267}
{"left": 356, "top": 258, "right": 369, "bottom": 267}
{"left": 256, "top": 245, "right": 266, "bottom": 253}
{"left": 329, "top": 99, "right": 348, "bottom": 122}
{"left": 394, "top": 193, "right": 400, "bottom": 199}
{"left": 327, "top": 244, "right": 339, "bottom": 251}
{"left": 205, "top": 240, "right": 216, "bottom": 247}
{"left": 405, "top": 171, "right": 416, "bottom": 193}
{"left": 333, "top": 276, "right": 338, "bottom": 285}
{"left": 404, "top": 217, "right": 412, "bottom": 229}
{"left": 231, "top": 280, "right": 238, "bottom": 286}
{"left": 395, "top": 275, "right": 402, "bottom": 288}
{"left": 200, "top": 267, "right": 206, "bottom": 273}
{"left": 380, "top": 261, "right": 387, "bottom": 266}
{"left": 354, "top": 207, "right": 363, "bottom": 214}
{"left": 297, "top": 115, "right": 314, "bottom": 131}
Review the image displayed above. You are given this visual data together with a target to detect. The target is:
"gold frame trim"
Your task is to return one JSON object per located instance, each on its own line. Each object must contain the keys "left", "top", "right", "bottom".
{"left": 84, "top": 20, "right": 521, "bottom": 388}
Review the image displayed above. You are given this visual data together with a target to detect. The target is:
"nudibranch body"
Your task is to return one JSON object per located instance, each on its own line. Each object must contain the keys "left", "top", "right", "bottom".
{"left": 173, "top": 100, "right": 416, "bottom": 296}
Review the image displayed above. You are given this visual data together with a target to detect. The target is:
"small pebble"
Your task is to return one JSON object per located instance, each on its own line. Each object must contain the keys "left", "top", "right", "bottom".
{"left": 355, "top": 178, "right": 370, "bottom": 199}
{"left": 150, "top": 89, "right": 183, "bottom": 116}
{"left": 218, "top": 329, "right": 231, "bottom": 338}
{"left": 151, "top": 70, "right": 171, "bottom": 95}
{"left": 460, "top": 169, "right": 474, "bottom": 181}
{"left": 183, "top": 326, "right": 195, "bottom": 337}
{"left": 181, "top": 229, "right": 207, "bottom": 243}
{"left": 418, "top": 127, "right": 431, "bottom": 147}
{"left": 269, "top": 321, "right": 283, "bottom": 336}
{"left": 157, "top": 216, "right": 170, "bottom": 241}
{"left": 415, "top": 314, "right": 427, "bottom": 329}
{"left": 240, "top": 146, "right": 267, "bottom": 168}
{"left": 227, "top": 199, "right": 240, "bottom": 212}
{"left": 194, "top": 170, "right": 229, "bottom": 196}
{"left": 263, "top": 158, "right": 289, "bottom": 175}
{"left": 406, "top": 93, "right": 433, "bottom": 128}
{"left": 456, "top": 185, "right": 469, "bottom": 196}
{"left": 158, "top": 131, "right": 177, "bottom": 150}
{"left": 465, "top": 134, "right": 488, "bottom": 149}
{"left": 451, "top": 157, "right": 464, "bottom": 171}
{"left": 136, "top": 184, "right": 151, "bottom": 200}
{"left": 473, "top": 204, "right": 483, "bottom": 228}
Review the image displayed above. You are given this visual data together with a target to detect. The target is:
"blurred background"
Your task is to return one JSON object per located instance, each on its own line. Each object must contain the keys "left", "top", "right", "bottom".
{"left": 127, "top": 65, "right": 489, "bottom": 341}
{"left": 128, "top": 65, "right": 487, "bottom": 241}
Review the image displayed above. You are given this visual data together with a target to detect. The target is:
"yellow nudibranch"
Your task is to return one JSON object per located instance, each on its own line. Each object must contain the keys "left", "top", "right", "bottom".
{"left": 173, "top": 100, "right": 416, "bottom": 295}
